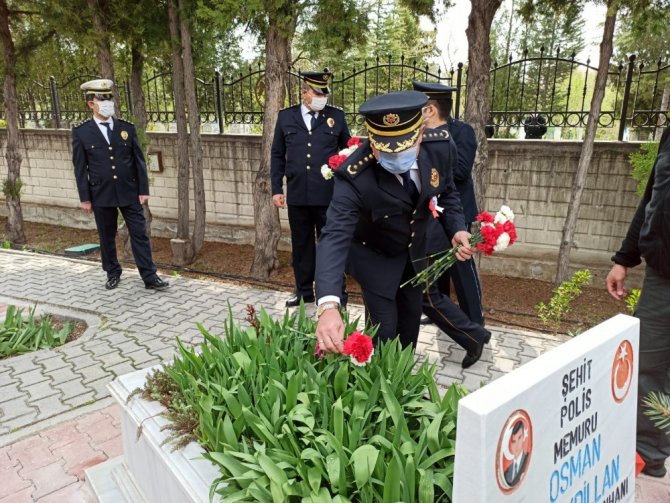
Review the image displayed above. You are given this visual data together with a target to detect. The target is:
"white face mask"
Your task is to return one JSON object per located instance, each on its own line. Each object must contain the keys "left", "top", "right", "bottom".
{"left": 97, "top": 101, "right": 115, "bottom": 118}
{"left": 310, "top": 96, "right": 328, "bottom": 111}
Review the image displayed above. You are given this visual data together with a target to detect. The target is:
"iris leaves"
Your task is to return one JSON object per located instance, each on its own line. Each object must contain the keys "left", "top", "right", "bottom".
{"left": 140, "top": 305, "right": 466, "bottom": 502}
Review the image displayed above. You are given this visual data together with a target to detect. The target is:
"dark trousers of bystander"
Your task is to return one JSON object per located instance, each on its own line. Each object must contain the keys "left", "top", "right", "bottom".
{"left": 635, "top": 266, "right": 670, "bottom": 470}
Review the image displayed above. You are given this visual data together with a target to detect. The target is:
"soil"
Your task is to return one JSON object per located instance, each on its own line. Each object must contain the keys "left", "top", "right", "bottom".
{"left": 1, "top": 217, "right": 628, "bottom": 335}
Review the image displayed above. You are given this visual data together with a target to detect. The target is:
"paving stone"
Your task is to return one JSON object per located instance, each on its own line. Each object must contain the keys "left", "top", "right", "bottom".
{"left": 0, "top": 467, "right": 32, "bottom": 500}
{"left": 22, "top": 380, "right": 61, "bottom": 401}
{"left": 59, "top": 345, "right": 91, "bottom": 360}
{"left": 62, "top": 392, "right": 96, "bottom": 409}
{"left": 0, "top": 486, "right": 34, "bottom": 503}
{"left": 21, "top": 461, "right": 76, "bottom": 500}
{"left": 105, "top": 361, "right": 138, "bottom": 377}
{"left": 33, "top": 481, "right": 96, "bottom": 503}
{"left": 53, "top": 380, "right": 89, "bottom": 400}
{"left": 0, "top": 383, "right": 22, "bottom": 404}
{"left": 52, "top": 441, "right": 105, "bottom": 480}
{"left": 77, "top": 365, "right": 111, "bottom": 385}
{"left": 10, "top": 436, "right": 53, "bottom": 473}
{"left": 0, "top": 399, "right": 37, "bottom": 422}
{"left": 63, "top": 354, "right": 98, "bottom": 371}
{"left": 12, "top": 369, "right": 48, "bottom": 388}
{"left": 37, "top": 356, "right": 70, "bottom": 373}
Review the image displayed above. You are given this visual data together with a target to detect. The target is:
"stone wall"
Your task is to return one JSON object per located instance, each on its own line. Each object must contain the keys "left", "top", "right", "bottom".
{"left": 0, "top": 129, "right": 644, "bottom": 284}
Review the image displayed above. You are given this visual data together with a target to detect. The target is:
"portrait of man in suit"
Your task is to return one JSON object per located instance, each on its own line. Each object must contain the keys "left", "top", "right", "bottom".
{"left": 504, "top": 419, "right": 529, "bottom": 487}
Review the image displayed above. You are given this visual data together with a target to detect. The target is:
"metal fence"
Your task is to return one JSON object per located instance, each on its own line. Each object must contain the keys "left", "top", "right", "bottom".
{"left": 3, "top": 51, "right": 668, "bottom": 140}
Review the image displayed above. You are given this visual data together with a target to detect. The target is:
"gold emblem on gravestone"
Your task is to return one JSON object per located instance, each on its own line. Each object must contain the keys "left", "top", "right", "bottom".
{"left": 430, "top": 168, "right": 440, "bottom": 188}
{"left": 327, "top": 117, "right": 335, "bottom": 128}
{"left": 120, "top": 130, "right": 128, "bottom": 140}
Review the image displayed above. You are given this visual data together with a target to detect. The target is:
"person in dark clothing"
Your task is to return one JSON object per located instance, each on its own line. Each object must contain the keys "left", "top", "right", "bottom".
{"left": 270, "top": 70, "right": 351, "bottom": 307}
{"left": 413, "top": 81, "right": 489, "bottom": 368}
{"left": 314, "top": 91, "right": 473, "bottom": 354}
{"left": 72, "top": 79, "right": 169, "bottom": 292}
{"left": 606, "top": 126, "right": 670, "bottom": 478}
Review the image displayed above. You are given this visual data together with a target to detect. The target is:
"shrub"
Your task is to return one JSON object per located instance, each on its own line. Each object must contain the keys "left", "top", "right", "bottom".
{"left": 629, "top": 142, "right": 659, "bottom": 197}
{"left": 625, "top": 289, "right": 641, "bottom": 314}
{"left": 536, "top": 269, "right": 592, "bottom": 334}
{"left": 138, "top": 305, "right": 466, "bottom": 502}
{"left": 0, "top": 305, "right": 72, "bottom": 357}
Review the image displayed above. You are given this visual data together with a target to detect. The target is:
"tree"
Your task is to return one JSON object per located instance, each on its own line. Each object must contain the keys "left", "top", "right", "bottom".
{"left": 1, "top": 0, "right": 27, "bottom": 244}
{"left": 464, "top": 0, "right": 504, "bottom": 213}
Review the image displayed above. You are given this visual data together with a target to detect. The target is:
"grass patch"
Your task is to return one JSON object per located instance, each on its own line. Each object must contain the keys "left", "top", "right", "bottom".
{"left": 0, "top": 305, "right": 73, "bottom": 358}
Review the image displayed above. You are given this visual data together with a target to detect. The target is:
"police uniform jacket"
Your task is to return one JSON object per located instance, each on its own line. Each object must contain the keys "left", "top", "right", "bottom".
{"left": 315, "top": 130, "right": 466, "bottom": 300}
{"left": 426, "top": 119, "right": 478, "bottom": 253}
{"left": 72, "top": 118, "right": 149, "bottom": 208}
{"left": 270, "top": 104, "right": 351, "bottom": 206}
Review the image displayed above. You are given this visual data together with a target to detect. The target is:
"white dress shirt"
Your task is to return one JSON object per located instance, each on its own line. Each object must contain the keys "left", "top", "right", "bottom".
{"left": 300, "top": 104, "right": 319, "bottom": 131}
{"left": 96, "top": 119, "right": 113, "bottom": 144}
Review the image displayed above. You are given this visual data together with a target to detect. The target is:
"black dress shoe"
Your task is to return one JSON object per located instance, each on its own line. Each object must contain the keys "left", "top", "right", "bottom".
{"left": 642, "top": 461, "right": 667, "bottom": 478}
{"left": 145, "top": 277, "right": 170, "bottom": 291}
{"left": 462, "top": 329, "right": 492, "bottom": 369}
{"left": 285, "top": 295, "right": 315, "bottom": 307}
{"left": 420, "top": 315, "right": 432, "bottom": 325}
{"left": 105, "top": 276, "right": 121, "bottom": 290}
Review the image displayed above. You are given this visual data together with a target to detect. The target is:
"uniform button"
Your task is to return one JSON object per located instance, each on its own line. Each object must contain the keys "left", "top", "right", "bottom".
{"left": 384, "top": 215, "right": 389, "bottom": 219}
{"left": 362, "top": 241, "right": 367, "bottom": 245}
{"left": 306, "top": 165, "right": 311, "bottom": 170}
{"left": 408, "top": 243, "right": 412, "bottom": 248}
{"left": 308, "top": 142, "right": 312, "bottom": 147}
{"left": 412, "top": 210, "right": 417, "bottom": 215}
{"left": 113, "top": 175, "right": 118, "bottom": 180}
{"left": 411, "top": 231, "right": 416, "bottom": 237}
{"left": 112, "top": 166, "right": 116, "bottom": 170}
{"left": 110, "top": 156, "right": 114, "bottom": 160}
{"left": 410, "top": 220, "right": 415, "bottom": 224}
{"left": 308, "top": 131, "right": 312, "bottom": 136}
{"left": 307, "top": 154, "right": 311, "bottom": 158}
{"left": 108, "top": 147, "right": 112, "bottom": 151}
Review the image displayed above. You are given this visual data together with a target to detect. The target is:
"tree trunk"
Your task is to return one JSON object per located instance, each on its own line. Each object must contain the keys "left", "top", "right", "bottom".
{"left": 168, "top": 0, "right": 193, "bottom": 265}
{"left": 179, "top": 0, "right": 205, "bottom": 260}
{"left": 249, "top": 23, "right": 292, "bottom": 279}
{"left": 119, "top": 42, "right": 151, "bottom": 260}
{"left": 464, "top": 0, "right": 504, "bottom": 214}
{"left": 655, "top": 83, "right": 669, "bottom": 141}
{"left": 555, "top": 7, "right": 617, "bottom": 284}
{"left": 86, "top": 0, "right": 120, "bottom": 113}
{"left": 0, "top": 0, "right": 26, "bottom": 244}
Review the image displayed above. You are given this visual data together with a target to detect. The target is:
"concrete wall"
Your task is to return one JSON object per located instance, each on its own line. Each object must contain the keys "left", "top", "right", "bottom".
{"left": 0, "top": 130, "right": 644, "bottom": 284}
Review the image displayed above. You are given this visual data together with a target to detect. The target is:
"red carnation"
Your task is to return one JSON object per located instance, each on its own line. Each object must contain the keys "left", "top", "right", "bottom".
{"left": 477, "top": 223, "right": 500, "bottom": 256}
{"left": 342, "top": 331, "right": 374, "bottom": 366}
{"left": 503, "top": 220, "right": 518, "bottom": 244}
{"left": 347, "top": 137, "right": 363, "bottom": 148}
{"left": 476, "top": 211, "right": 495, "bottom": 223}
{"left": 328, "top": 154, "right": 348, "bottom": 170}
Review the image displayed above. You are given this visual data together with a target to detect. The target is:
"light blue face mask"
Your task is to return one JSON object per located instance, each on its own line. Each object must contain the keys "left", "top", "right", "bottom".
{"left": 378, "top": 146, "right": 418, "bottom": 174}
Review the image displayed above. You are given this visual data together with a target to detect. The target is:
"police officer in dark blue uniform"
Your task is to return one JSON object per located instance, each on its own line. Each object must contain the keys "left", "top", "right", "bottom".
{"left": 413, "top": 81, "right": 489, "bottom": 368}
{"left": 313, "top": 91, "right": 473, "bottom": 353}
{"left": 271, "top": 70, "right": 351, "bottom": 307}
{"left": 72, "top": 79, "right": 168, "bottom": 291}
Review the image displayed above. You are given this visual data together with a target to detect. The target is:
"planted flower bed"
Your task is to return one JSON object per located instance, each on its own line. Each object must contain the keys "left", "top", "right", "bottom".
{"left": 136, "top": 306, "right": 466, "bottom": 502}
{"left": 0, "top": 304, "right": 74, "bottom": 358}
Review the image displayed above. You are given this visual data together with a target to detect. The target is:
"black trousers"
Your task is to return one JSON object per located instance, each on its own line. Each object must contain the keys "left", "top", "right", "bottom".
{"left": 93, "top": 203, "right": 157, "bottom": 282}
{"left": 635, "top": 266, "right": 670, "bottom": 467}
{"left": 287, "top": 204, "right": 328, "bottom": 298}
{"left": 361, "top": 257, "right": 423, "bottom": 350}
{"left": 436, "top": 224, "right": 484, "bottom": 325}
{"left": 423, "top": 279, "right": 489, "bottom": 353}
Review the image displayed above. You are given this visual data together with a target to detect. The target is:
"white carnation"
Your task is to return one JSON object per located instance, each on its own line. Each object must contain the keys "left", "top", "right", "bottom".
{"left": 500, "top": 205, "right": 515, "bottom": 222}
{"left": 494, "top": 213, "right": 508, "bottom": 225}
{"left": 321, "top": 165, "right": 334, "bottom": 180}
{"left": 494, "top": 232, "right": 511, "bottom": 252}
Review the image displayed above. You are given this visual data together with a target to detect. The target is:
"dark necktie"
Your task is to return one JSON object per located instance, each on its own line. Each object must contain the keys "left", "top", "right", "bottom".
{"left": 400, "top": 170, "right": 419, "bottom": 203}
{"left": 100, "top": 122, "right": 112, "bottom": 143}
{"left": 308, "top": 111, "right": 317, "bottom": 130}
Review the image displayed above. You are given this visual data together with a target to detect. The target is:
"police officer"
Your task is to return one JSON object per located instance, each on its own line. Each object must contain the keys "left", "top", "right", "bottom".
{"left": 413, "top": 81, "right": 489, "bottom": 368}
{"left": 72, "top": 79, "right": 169, "bottom": 291}
{"left": 314, "top": 91, "right": 473, "bottom": 352}
{"left": 271, "top": 70, "right": 351, "bottom": 307}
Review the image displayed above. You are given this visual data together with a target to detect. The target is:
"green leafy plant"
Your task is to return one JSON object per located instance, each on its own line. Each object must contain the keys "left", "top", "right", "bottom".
{"left": 1, "top": 240, "right": 10, "bottom": 249}
{"left": 536, "top": 269, "right": 592, "bottom": 334}
{"left": 137, "top": 304, "right": 467, "bottom": 502}
{"left": 0, "top": 118, "right": 6, "bottom": 128}
{"left": 0, "top": 305, "right": 73, "bottom": 357}
{"left": 625, "top": 289, "right": 641, "bottom": 314}
{"left": 629, "top": 142, "right": 659, "bottom": 196}
{"left": 2, "top": 178, "right": 23, "bottom": 199}
{"left": 643, "top": 391, "right": 670, "bottom": 435}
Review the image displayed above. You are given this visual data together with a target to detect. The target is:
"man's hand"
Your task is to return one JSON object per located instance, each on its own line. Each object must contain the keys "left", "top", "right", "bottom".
{"left": 272, "top": 194, "right": 286, "bottom": 208}
{"left": 606, "top": 264, "right": 628, "bottom": 300}
{"left": 139, "top": 195, "right": 150, "bottom": 205}
{"left": 452, "top": 230, "right": 473, "bottom": 261}
{"left": 80, "top": 201, "right": 92, "bottom": 214}
{"left": 315, "top": 309, "right": 345, "bottom": 354}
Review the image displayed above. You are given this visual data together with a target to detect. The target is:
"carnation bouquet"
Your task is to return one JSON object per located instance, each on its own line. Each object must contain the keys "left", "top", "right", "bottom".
{"left": 404, "top": 205, "right": 518, "bottom": 291}
{"left": 321, "top": 136, "right": 363, "bottom": 179}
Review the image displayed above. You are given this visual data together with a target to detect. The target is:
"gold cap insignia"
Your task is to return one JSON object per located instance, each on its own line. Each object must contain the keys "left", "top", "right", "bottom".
{"left": 327, "top": 117, "right": 335, "bottom": 128}
{"left": 120, "top": 130, "right": 128, "bottom": 140}
{"left": 383, "top": 113, "right": 400, "bottom": 126}
{"left": 430, "top": 168, "right": 440, "bottom": 188}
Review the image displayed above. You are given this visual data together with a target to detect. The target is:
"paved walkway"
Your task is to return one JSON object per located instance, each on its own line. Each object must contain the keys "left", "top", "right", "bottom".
{"left": 0, "top": 249, "right": 667, "bottom": 502}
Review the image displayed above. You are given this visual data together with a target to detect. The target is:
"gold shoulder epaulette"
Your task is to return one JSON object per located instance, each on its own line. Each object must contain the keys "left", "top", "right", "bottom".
{"left": 72, "top": 119, "right": 91, "bottom": 129}
{"left": 343, "top": 153, "right": 375, "bottom": 178}
{"left": 422, "top": 129, "right": 450, "bottom": 142}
